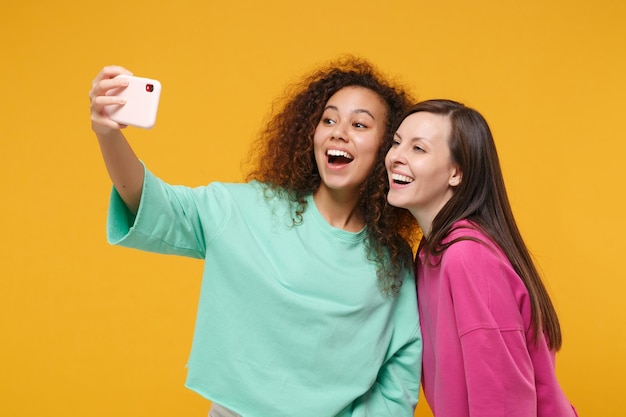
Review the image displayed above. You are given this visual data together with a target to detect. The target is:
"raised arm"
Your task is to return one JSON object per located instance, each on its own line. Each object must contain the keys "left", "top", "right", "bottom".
{"left": 89, "top": 65, "right": 144, "bottom": 214}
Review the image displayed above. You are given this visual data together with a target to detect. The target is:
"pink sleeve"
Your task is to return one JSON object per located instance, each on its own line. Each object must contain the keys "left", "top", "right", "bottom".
{"left": 527, "top": 335, "right": 579, "bottom": 416}
{"left": 459, "top": 328, "right": 537, "bottom": 417}
{"left": 445, "top": 240, "right": 538, "bottom": 417}
{"left": 427, "top": 228, "right": 577, "bottom": 417}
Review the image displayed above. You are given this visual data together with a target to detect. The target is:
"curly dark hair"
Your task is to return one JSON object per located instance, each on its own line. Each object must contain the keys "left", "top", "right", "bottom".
{"left": 244, "top": 56, "right": 419, "bottom": 295}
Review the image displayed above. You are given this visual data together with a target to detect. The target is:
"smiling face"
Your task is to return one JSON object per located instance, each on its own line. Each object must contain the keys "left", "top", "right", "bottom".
{"left": 385, "top": 111, "right": 462, "bottom": 236}
{"left": 313, "top": 86, "right": 387, "bottom": 199}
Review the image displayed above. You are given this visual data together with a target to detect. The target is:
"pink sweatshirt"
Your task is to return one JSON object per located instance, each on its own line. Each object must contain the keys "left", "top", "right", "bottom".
{"left": 417, "top": 220, "right": 577, "bottom": 417}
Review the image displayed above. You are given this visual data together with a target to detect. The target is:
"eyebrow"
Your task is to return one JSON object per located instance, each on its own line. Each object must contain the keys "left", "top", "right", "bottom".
{"left": 395, "top": 131, "right": 429, "bottom": 144}
{"left": 324, "top": 105, "right": 376, "bottom": 120}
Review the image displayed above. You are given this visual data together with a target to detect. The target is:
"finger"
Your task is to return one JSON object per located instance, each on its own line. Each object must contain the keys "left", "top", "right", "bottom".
{"left": 90, "top": 94, "right": 126, "bottom": 115}
{"left": 92, "top": 65, "right": 133, "bottom": 86}
{"left": 89, "top": 65, "right": 133, "bottom": 98}
{"left": 89, "top": 75, "right": 130, "bottom": 102}
{"left": 91, "top": 116, "right": 123, "bottom": 130}
{"left": 90, "top": 101, "right": 128, "bottom": 132}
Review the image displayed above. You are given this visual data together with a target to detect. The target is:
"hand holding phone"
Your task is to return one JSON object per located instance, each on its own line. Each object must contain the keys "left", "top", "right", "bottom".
{"left": 104, "top": 75, "right": 161, "bottom": 129}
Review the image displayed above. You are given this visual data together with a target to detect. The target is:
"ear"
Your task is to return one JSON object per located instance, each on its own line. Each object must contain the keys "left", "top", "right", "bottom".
{"left": 449, "top": 165, "right": 462, "bottom": 187}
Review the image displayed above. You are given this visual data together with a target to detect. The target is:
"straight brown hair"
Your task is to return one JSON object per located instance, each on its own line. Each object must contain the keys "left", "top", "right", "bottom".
{"left": 409, "top": 99, "right": 562, "bottom": 350}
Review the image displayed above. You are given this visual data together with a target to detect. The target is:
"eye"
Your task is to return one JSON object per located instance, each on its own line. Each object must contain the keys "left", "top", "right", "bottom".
{"left": 391, "top": 138, "right": 400, "bottom": 147}
{"left": 413, "top": 144, "right": 425, "bottom": 152}
{"left": 322, "top": 117, "right": 336, "bottom": 126}
{"left": 353, "top": 122, "right": 368, "bottom": 129}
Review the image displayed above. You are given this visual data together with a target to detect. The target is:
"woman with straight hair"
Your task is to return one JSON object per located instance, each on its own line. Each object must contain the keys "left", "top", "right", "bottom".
{"left": 385, "top": 99, "right": 577, "bottom": 416}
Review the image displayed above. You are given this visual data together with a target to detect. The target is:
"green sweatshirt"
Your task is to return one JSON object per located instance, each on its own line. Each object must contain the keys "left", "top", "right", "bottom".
{"left": 107, "top": 167, "right": 422, "bottom": 417}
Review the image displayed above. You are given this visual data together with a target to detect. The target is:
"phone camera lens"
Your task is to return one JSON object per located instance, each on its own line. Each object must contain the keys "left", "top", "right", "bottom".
{"left": 146, "top": 84, "right": 154, "bottom": 92}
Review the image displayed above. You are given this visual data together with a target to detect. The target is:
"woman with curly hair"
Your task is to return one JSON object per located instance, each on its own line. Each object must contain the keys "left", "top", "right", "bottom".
{"left": 89, "top": 57, "right": 422, "bottom": 417}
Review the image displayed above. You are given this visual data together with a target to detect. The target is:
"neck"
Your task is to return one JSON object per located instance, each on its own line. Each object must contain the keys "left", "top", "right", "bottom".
{"left": 411, "top": 209, "right": 434, "bottom": 240}
{"left": 411, "top": 195, "right": 454, "bottom": 240}
{"left": 313, "top": 185, "right": 363, "bottom": 232}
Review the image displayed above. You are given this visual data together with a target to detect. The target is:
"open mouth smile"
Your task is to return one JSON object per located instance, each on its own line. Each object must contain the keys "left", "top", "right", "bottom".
{"left": 326, "top": 149, "right": 354, "bottom": 165}
{"left": 391, "top": 173, "right": 414, "bottom": 185}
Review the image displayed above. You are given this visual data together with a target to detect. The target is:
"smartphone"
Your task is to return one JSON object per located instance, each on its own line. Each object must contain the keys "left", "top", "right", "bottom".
{"left": 104, "top": 74, "right": 162, "bottom": 129}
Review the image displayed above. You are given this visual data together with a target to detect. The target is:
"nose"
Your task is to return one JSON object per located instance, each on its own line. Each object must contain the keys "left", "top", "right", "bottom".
{"left": 331, "top": 121, "right": 348, "bottom": 142}
{"left": 386, "top": 145, "right": 406, "bottom": 165}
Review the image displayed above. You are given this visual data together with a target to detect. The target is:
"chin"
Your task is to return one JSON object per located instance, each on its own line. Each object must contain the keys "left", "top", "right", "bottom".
{"left": 386, "top": 193, "right": 407, "bottom": 209}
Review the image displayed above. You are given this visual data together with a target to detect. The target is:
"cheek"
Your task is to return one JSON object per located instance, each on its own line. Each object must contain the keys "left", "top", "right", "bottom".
{"left": 312, "top": 130, "right": 324, "bottom": 150}
{"left": 361, "top": 144, "right": 381, "bottom": 169}
{"left": 372, "top": 141, "right": 384, "bottom": 163}
{"left": 313, "top": 122, "right": 331, "bottom": 143}
{"left": 360, "top": 134, "right": 383, "bottom": 155}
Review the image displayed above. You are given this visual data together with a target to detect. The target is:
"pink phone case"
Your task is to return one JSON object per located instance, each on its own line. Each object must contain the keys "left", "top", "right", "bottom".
{"left": 104, "top": 75, "right": 161, "bottom": 129}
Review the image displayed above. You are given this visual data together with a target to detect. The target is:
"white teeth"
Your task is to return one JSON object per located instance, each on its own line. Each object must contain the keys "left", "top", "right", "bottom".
{"left": 326, "top": 149, "right": 354, "bottom": 159}
{"left": 392, "top": 173, "right": 414, "bottom": 184}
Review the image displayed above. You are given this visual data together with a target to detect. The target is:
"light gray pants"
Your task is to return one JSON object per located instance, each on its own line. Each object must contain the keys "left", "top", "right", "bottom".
{"left": 208, "top": 403, "right": 242, "bottom": 417}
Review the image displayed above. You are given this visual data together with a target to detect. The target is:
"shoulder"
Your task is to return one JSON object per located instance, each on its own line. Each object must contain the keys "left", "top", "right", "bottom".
{"left": 438, "top": 221, "right": 510, "bottom": 279}
{"left": 218, "top": 181, "right": 299, "bottom": 221}
{"left": 444, "top": 219, "right": 490, "bottom": 243}
{"left": 443, "top": 221, "right": 498, "bottom": 259}
{"left": 215, "top": 181, "right": 286, "bottom": 197}
{"left": 199, "top": 181, "right": 264, "bottom": 201}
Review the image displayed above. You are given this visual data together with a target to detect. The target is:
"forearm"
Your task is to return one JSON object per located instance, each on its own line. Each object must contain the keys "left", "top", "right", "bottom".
{"left": 89, "top": 66, "right": 145, "bottom": 214}
{"left": 96, "top": 128, "right": 144, "bottom": 214}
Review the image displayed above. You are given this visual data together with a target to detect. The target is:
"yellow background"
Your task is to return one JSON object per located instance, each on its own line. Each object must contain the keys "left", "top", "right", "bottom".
{"left": 1, "top": 0, "right": 623, "bottom": 415}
